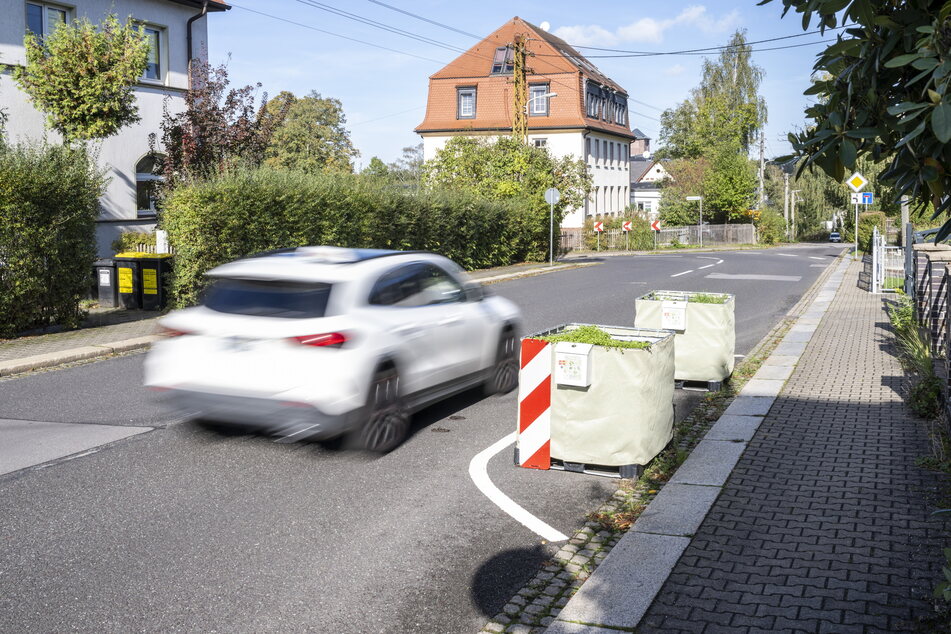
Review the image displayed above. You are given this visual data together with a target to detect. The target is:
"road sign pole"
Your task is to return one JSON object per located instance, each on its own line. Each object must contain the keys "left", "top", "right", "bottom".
{"left": 549, "top": 200, "right": 554, "bottom": 266}
{"left": 854, "top": 201, "right": 859, "bottom": 261}
{"left": 699, "top": 198, "right": 703, "bottom": 249}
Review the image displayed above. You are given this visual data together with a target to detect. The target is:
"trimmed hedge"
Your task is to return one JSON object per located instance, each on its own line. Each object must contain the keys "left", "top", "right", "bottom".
{"left": 161, "top": 168, "right": 554, "bottom": 307}
{"left": 581, "top": 216, "right": 654, "bottom": 250}
{"left": 0, "top": 143, "right": 103, "bottom": 338}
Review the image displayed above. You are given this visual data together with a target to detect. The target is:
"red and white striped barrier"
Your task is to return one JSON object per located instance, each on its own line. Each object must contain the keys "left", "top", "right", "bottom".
{"left": 517, "top": 338, "right": 551, "bottom": 470}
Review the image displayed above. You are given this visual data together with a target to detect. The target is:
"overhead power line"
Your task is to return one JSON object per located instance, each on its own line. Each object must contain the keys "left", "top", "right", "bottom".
{"left": 581, "top": 39, "right": 833, "bottom": 58}
{"left": 294, "top": 0, "right": 468, "bottom": 54}
{"left": 366, "top": 0, "right": 482, "bottom": 40}
{"left": 229, "top": 3, "right": 448, "bottom": 64}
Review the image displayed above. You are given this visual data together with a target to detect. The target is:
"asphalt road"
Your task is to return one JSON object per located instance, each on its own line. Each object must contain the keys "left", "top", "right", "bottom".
{"left": 0, "top": 244, "right": 842, "bottom": 633}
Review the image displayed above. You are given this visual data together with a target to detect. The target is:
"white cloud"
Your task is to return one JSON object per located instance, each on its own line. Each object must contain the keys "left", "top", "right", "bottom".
{"left": 553, "top": 5, "right": 740, "bottom": 47}
{"left": 665, "top": 64, "right": 686, "bottom": 76}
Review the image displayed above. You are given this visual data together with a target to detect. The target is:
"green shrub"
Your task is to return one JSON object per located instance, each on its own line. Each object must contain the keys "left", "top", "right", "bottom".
{"left": 161, "top": 168, "right": 548, "bottom": 307}
{"left": 755, "top": 209, "right": 786, "bottom": 245}
{"left": 909, "top": 375, "right": 943, "bottom": 419}
{"left": 581, "top": 216, "right": 655, "bottom": 251}
{"left": 857, "top": 211, "right": 886, "bottom": 253}
{"left": 111, "top": 230, "right": 155, "bottom": 254}
{"left": 538, "top": 325, "right": 651, "bottom": 350}
{"left": 0, "top": 143, "right": 103, "bottom": 337}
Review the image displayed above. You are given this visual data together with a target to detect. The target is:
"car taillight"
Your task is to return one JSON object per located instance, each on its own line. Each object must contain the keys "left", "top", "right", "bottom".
{"left": 157, "top": 325, "right": 190, "bottom": 337}
{"left": 290, "top": 332, "right": 348, "bottom": 348}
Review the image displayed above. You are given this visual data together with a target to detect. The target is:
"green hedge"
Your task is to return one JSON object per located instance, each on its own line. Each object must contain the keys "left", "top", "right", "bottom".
{"left": 161, "top": 168, "right": 554, "bottom": 307}
{"left": 0, "top": 143, "right": 103, "bottom": 338}
{"left": 581, "top": 216, "right": 655, "bottom": 250}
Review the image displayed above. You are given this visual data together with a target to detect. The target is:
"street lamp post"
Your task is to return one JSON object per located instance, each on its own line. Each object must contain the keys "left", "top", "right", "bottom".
{"left": 686, "top": 196, "right": 703, "bottom": 247}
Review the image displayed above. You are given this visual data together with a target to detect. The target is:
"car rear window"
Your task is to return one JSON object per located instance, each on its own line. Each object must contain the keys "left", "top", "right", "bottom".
{"left": 204, "top": 278, "right": 332, "bottom": 319}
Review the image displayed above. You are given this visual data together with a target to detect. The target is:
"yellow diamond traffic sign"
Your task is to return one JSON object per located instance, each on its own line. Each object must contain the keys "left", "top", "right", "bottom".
{"left": 847, "top": 172, "right": 868, "bottom": 192}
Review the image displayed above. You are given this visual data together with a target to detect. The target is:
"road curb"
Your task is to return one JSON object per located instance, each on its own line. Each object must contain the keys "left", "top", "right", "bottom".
{"left": 545, "top": 254, "right": 852, "bottom": 633}
{"left": 0, "top": 335, "right": 162, "bottom": 377}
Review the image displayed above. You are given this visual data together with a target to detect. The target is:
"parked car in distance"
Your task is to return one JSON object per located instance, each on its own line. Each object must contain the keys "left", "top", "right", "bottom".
{"left": 145, "top": 247, "right": 522, "bottom": 452}
{"left": 829, "top": 231, "right": 842, "bottom": 243}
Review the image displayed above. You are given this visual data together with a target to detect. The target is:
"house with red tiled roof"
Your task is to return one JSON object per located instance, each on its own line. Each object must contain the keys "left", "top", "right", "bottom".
{"left": 415, "top": 16, "right": 637, "bottom": 228}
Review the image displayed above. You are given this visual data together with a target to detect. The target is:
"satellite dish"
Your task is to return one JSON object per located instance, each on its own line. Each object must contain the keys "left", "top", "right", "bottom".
{"left": 540, "top": 21, "right": 551, "bottom": 32}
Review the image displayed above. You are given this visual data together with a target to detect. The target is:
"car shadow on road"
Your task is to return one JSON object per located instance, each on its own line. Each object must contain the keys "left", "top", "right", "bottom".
{"left": 470, "top": 544, "right": 550, "bottom": 618}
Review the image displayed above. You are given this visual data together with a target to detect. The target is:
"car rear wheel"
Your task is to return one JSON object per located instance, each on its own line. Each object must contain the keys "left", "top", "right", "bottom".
{"left": 359, "top": 366, "right": 409, "bottom": 453}
{"left": 485, "top": 328, "right": 518, "bottom": 396}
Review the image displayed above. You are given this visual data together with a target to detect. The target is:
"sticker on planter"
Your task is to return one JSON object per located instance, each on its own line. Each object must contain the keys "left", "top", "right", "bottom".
{"left": 661, "top": 300, "right": 687, "bottom": 331}
{"left": 554, "top": 342, "right": 593, "bottom": 388}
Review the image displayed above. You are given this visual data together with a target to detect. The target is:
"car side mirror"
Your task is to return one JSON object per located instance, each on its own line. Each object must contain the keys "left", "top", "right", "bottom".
{"left": 464, "top": 282, "right": 485, "bottom": 302}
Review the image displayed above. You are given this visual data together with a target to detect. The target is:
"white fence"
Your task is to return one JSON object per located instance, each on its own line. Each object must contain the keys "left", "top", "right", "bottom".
{"left": 560, "top": 223, "right": 757, "bottom": 252}
{"left": 871, "top": 226, "right": 903, "bottom": 293}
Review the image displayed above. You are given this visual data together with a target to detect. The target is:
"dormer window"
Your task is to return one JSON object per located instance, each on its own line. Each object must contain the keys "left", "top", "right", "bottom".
{"left": 457, "top": 87, "right": 476, "bottom": 119}
{"left": 491, "top": 46, "right": 514, "bottom": 74}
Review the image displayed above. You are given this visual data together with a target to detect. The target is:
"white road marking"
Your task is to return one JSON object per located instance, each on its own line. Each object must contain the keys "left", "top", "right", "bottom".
{"left": 776, "top": 253, "right": 797, "bottom": 257}
{"left": 469, "top": 432, "right": 569, "bottom": 543}
{"left": 809, "top": 256, "right": 825, "bottom": 260}
{"left": 734, "top": 354, "right": 746, "bottom": 358}
{"left": 706, "top": 273, "right": 802, "bottom": 281}
{"left": 696, "top": 256, "right": 721, "bottom": 260}
{"left": 698, "top": 264, "right": 715, "bottom": 270}
{"left": 810, "top": 264, "right": 827, "bottom": 268}
{"left": 671, "top": 270, "right": 693, "bottom": 277}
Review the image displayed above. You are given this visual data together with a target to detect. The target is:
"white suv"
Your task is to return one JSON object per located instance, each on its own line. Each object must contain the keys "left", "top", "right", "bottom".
{"left": 145, "top": 247, "right": 522, "bottom": 452}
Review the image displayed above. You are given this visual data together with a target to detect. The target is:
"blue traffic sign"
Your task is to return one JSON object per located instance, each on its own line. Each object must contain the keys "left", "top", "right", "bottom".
{"left": 862, "top": 192, "right": 874, "bottom": 205}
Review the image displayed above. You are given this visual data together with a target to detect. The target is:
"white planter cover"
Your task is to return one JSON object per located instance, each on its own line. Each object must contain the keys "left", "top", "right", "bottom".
{"left": 526, "top": 324, "right": 675, "bottom": 467}
{"left": 634, "top": 291, "right": 736, "bottom": 382}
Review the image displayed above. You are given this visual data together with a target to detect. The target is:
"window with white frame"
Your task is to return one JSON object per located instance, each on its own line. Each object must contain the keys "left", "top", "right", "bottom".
{"left": 26, "top": 2, "right": 67, "bottom": 39}
{"left": 491, "top": 47, "right": 514, "bottom": 74}
{"left": 457, "top": 87, "right": 476, "bottom": 119}
{"left": 585, "top": 138, "right": 591, "bottom": 165}
{"left": 136, "top": 154, "right": 163, "bottom": 217}
{"left": 529, "top": 84, "right": 550, "bottom": 116}
{"left": 142, "top": 27, "right": 162, "bottom": 81}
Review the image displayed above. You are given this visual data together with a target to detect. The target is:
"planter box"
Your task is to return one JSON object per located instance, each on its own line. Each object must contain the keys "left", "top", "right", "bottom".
{"left": 633, "top": 290, "right": 735, "bottom": 383}
{"left": 522, "top": 323, "right": 674, "bottom": 468}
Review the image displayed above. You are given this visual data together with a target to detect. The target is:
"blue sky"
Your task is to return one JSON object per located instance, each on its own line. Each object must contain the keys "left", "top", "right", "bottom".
{"left": 209, "top": 1, "right": 838, "bottom": 166}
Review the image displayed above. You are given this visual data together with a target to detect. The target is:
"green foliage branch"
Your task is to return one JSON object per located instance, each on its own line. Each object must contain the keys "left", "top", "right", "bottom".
{"left": 761, "top": 0, "right": 951, "bottom": 241}
{"left": 12, "top": 14, "right": 148, "bottom": 143}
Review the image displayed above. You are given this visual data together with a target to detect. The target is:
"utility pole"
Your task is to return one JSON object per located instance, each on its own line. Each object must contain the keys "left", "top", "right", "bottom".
{"left": 783, "top": 171, "right": 790, "bottom": 240}
{"left": 512, "top": 34, "right": 528, "bottom": 143}
{"left": 790, "top": 190, "right": 801, "bottom": 241}
{"left": 758, "top": 132, "right": 765, "bottom": 210}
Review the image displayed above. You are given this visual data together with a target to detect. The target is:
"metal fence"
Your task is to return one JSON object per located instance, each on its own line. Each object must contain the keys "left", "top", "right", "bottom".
{"left": 870, "top": 226, "right": 903, "bottom": 293}
{"left": 560, "top": 223, "right": 757, "bottom": 253}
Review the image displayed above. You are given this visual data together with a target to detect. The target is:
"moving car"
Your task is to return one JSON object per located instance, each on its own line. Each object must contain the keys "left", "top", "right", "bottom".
{"left": 145, "top": 247, "right": 522, "bottom": 452}
{"left": 829, "top": 231, "right": 842, "bottom": 243}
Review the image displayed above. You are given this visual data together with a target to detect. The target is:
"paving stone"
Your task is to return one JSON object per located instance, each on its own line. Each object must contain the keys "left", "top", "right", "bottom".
{"left": 752, "top": 364, "right": 794, "bottom": 381}
{"left": 722, "top": 396, "right": 775, "bottom": 417}
{"left": 638, "top": 258, "right": 948, "bottom": 632}
{"left": 704, "top": 415, "right": 763, "bottom": 442}
{"left": 632, "top": 483, "right": 721, "bottom": 536}
{"left": 668, "top": 439, "right": 747, "bottom": 486}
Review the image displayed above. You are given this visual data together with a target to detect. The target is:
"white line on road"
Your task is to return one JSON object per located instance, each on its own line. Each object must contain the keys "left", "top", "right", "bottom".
{"left": 810, "top": 264, "right": 827, "bottom": 268}
{"left": 809, "top": 257, "right": 825, "bottom": 260}
{"left": 469, "top": 432, "right": 569, "bottom": 543}
{"left": 706, "top": 273, "right": 802, "bottom": 281}
{"left": 698, "top": 264, "right": 715, "bottom": 270}
{"left": 696, "top": 256, "right": 721, "bottom": 260}
{"left": 671, "top": 270, "right": 693, "bottom": 277}
{"left": 776, "top": 253, "right": 797, "bottom": 257}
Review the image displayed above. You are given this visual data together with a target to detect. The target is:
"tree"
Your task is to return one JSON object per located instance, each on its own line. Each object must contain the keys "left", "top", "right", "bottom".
{"left": 363, "top": 157, "right": 390, "bottom": 179}
{"left": 156, "top": 61, "right": 282, "bottom": 188}
{"left": 12, "top": 14, "right": 148, "bottom": 143}
{"left": 388, "top": 143, "right": 424, "bottom": 184}
{"left": 658, "top": 157, "right": 711, "bottom": 226}
{"left": 761, "top": 1, "right": 951, "bottom": 239}
{"left": 658, "top": 30, "right": 767, "bottom": 159}
{"left": 422, "top": 136, "right": 591, "bottom": 214}
{"left": 702, "top": 144, "right": 757, "bottom": 222}
{"left": 263, "top": 91, "right": 358, "bottom": 174}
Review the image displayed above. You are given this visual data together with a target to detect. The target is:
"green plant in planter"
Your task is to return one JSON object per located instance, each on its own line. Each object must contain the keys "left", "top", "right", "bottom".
{"left": 689, "top": 293, "right": 728, "bottom": 304}
{"left": 538, "top": 325, "right": 651, "bottom": 350}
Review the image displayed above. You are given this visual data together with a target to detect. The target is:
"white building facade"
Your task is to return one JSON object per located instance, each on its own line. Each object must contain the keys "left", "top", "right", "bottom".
{"left": 0, "top": 0, "right": 228, "bottom": 256}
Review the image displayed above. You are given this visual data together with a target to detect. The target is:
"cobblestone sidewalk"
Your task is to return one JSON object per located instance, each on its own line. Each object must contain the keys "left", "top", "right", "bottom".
{"left": 641, "top": 260, "right": 950, "bottom": 632}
